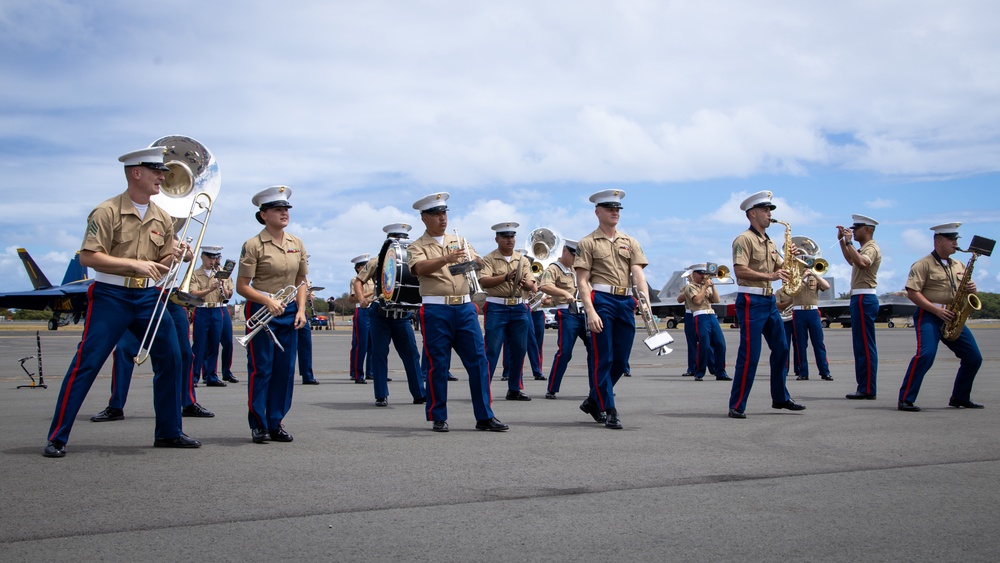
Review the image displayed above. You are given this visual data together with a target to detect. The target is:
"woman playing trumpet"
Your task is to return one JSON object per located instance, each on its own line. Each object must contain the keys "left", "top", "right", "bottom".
{"left": 236, "top": 186, "right": 308, "bottom": 444}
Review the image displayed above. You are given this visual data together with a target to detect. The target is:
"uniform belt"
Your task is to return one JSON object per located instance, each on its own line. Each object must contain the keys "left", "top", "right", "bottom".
{"left": 693, "top": 309, "right": 715, "bottom": 316}
{"left": 852, "top": 288, "right": 878, "bottom": 295}
{"left": 422, "top": 295, "right": 470, "bottom": 305}
{"left": 485, "top": 296, "right": 523, "bottom": 305}
{"left": 198, "top": 302, "right": 228, "bottom": 308}
{"left": 685, "top": 309, "right": 692, "bottom": 314}
{"left": 737, "top": 286, "right": 773, "bottom": 296}
{"left": 592, "top": 283, "right": 632, "bottom": 296}
{"left": 793, "top": 305, "right": 817, "bottom": 310}
{"left": 555, "top": 304, "right": 570, "bottom": 310}
{"left": 94, "top": 272, "right": 152, "bottom": 288}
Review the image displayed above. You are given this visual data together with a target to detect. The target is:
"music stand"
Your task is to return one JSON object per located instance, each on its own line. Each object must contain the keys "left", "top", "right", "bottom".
{"left": 16, "top": 331, "right": 47, "bottom": 389}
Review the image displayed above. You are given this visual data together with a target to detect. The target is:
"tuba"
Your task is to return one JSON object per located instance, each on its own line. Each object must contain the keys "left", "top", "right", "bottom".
{"left": 941, "top": 236, "right": 995, "bottom": 341}
{"left": 791, "top": 235, "right": 830, "bottom": 277}
{"left": 525, "top": 228, "right": 563, "bottom": 274}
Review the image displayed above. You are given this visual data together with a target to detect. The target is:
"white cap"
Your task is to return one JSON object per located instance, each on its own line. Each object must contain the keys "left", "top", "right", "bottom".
{"left": 351, "top": 253, "right": 370, "bottom": 264}
{"left": 851, "top": 214, "right": 879, "bottom": 227}
{"left": 118, "top": 146, "right": 170, "bottom": 171}
{"left": 589, "top": 189, "right": 625, "bottom": 208}
{"left": 739, "top": 190, "right": 776, "bottom": 212}
{"left": 383, "top": 223, "right": 413, "bottom": 236}
{"left": 252, "top": 186, "right": 293, "bottom": 209}
{"left": 931, "top": 222, "right": 962, "bottom": 238}
{"left": 689, "top": 263, "right": 708, "bottom": 273}
{"left": 412, "top": 192, "right": 450, "bottom": 213}
{"left": 564, "top": 239, "right": 579, "bottom": 252}
{"left": 491, "top": 221, "right": 519, "bottom": 234}
{"left": 200, "top": 245, "right": 223, "bottom": 256}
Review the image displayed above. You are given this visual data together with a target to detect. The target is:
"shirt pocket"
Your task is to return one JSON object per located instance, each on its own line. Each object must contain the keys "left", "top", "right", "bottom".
{"left": 591, "top": 245, "right": 612, "bottom": 260}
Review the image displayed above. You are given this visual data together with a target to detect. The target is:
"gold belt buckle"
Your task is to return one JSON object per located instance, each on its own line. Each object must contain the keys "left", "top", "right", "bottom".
{"left": 125, "top": 277, "right": 148, "bottom": 289}
{"left": 611, "top": 286, "right": 627, "bottom": 296}
{"left": 445, "top": 295, "right": 464, "bottom": 305}
{"left": 762, "top": 288, "right": 773, "bottom": 296}
{"left": 505, "top": 298, "right": 520, "bottom": 305}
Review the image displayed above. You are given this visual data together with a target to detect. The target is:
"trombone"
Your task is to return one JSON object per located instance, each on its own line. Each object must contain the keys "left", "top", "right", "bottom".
{"left": 237, "top": 281, "right": 306, "bottom": 352}
{"left": 632, "top": 277, "right": 674, "bottom": 355}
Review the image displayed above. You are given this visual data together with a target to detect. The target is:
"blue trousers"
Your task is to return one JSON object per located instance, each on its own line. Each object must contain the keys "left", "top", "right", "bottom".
{"left": 783, "top": 319, "right": 794, "bottom": 377}
{"left": 546, "top": 309, "right": 591, "bottom": 394}
{"left": 297, "top": 323, "right": 315, "bottom": 382}
{"left": 245, "top": 301, "right": 298, "bottom": 432}
{"left": 48, "top": 283, "right": 182, "bottom": 445}
{"left": 684, "top": 311, "right": 696, "bottom": 373}
{"left": 370, "top": 303, "right": 426, "bottom": 401}
{"left": 587, "top": 291, "right": 635, "bottom": 413}
{"left": 418, "top": 303, "right": 495, "bottom": 422}
{"left": 850, "top": 294, "right": 879, "bottom": 395}
{"left": 899, "top": 309, "right": 982, "bottom": 404}
{"left": 220, "top": 308, "right": 234, "bottom": 379}
{"left": 192, "top": 306, "right": 223, "bottom": 383}
{"left": 484, "top": 302, "right": 530, "bottom": 391}
{"left": 350, "top": 307, "right": 372, "bottom": 381}
{"left": 501, "top": 309, "right": 546, "bottom": 380}
{"left": 792, "top": 309, "right": 830, "bottom": 377}
{"left": 728, "top": 292, "right": 791, "bottom": 412}
{"left": 692, "top": 313, "right": 727, "bottom": 379}
{"left": 109, "top": 303, "right": 194, "bottom": 409}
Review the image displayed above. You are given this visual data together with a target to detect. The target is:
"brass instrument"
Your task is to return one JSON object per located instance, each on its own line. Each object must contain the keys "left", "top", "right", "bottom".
{"left": 525, "top": 228, "right": 563, "bottom": 275}
{"left": 632, "top": 279, "right": 674, "bottom": 355}
{"left": 770, "top": 222, "right": 830, "bottom": 297}
{"left": 791, "top": 236, "right": 830, "bottom": 277}
{"left": 135, "top": 136, "right": 220, "bottom": 365}
{"left": 941, "top": 236, "right": 995, "bottom": 341}
{"left": 237, "top": 281, "right": 307, "bottom": 352}
{"left": 771, "top": 219, "right": 803, "bottom": 296}
{"left": 448, "top": 229, "right": 486, "bottom": 303}
{"left": 704, "top": 263, "right": 733, "bottom": 284}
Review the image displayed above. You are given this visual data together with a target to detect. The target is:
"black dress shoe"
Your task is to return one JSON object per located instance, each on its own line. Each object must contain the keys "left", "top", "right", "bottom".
{"left": 43, "top": 442, "right": 66, "bottom": 457}
{"left": 387, "top": 377, "right": 393, "bottom": 382}
{"left": 728, "top": 409, "right": 746, "bottom": 419}
{"left": 772, "top": 400, "right": 806, "bottom": 411}
{"left": 447, "top": 374, "right": 458, "bottom": 381}
{"left": 846, "top": 392, "right": 876, "bottom": 400}
{"left": 506, "top": 390, "right": 532, "bottom": 401}
{"left": 355, "top": 378, "right": 367, "bottom": 384}
{"left": 604, "top": 409, "right": 623, "bottom": 429}
{"left": 365, "top": 375, "right": 373, "bottom": 380}
{"left": 821, "top": 375, "right": 834, "bottom": 381}
{"left": 269, "top": 426, "right": 293, "bottom": 442}
{"left": 623, "top": 371, "right": 632, "bottom": 378}
{"left": 948, "top": 398, "right": 984, "bottom": 409}
{"left": 432, "top": 420, "right": 449, "bottom": 432}
{"left": 375, "top": 398, "right": 388, "bottom": 407}
{"left": 90, "top": 407, "right": 124, "bottom": 422}
{"left": 182, "top": 403, "right": 215, "bottom": 418}
{"left": 475, "top": 417, "right": 509, "bottom": 431}
{"left": 694, "top": 376, "right": 704, "bottom": 381}
{"left": 413, "top": 397, "right": 427, "bottom": 404}
{"left": 251, "top": 428, "right": 270, "bottom": 443}
{"left": 579, "top": 398, "right": 607, "bottom": 423}
{"left": 796, "top": 376, "right": 809, "bottom": 381}
{"left": 223, "top": 375, "right": 240, "bottom": 383}
{"left": 716, "top": 375, "right": 732, "bottom": 381}
{"left": 682, "top": 372, "right": 693, "bottom": 377}
{"left": 205, "top": 380, "right": 227, "bottom": 387}
{"left": 545, "top": 391, "right": 556, "bottom": 399}
{"left": 302, "top": 379, "right": 319, "bottom": 385}
{"left": 153, "top": 434, "right": 201, "bottom": 448}
{"left": 500, "top": 376, "right": 509, "bottom": 381}
{"left": 534, "top": 374, "right": 547, "bottom": 380}
{"left": 898, "top": 401, "right": 921, "bottom": 412}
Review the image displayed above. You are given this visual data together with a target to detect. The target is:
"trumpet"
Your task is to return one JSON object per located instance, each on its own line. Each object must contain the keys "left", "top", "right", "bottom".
{"left": 632, "top": 281, "right": 674, "bottom": 355}
{"left": 237, "top": 281, "right": 306, "bottom": 352}
{"left": 448, "top": 229, "right": 486, "bottom": 299}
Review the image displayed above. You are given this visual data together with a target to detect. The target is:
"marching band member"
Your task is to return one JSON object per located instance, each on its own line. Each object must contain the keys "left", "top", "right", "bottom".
{"left": 479, "top": 221, "right": 536, "bottom": 401}
{"left": 408, "top": 192, "right": 507, "bottom": 432}
{"left": 676, "top": 277, "right": 697, "bottom": 378}
{"left": 838, "top": 214, "right": 881, "bottom": 400}
{"left": 897, "top": 223, "right": 984, "bottom": 412}
{"left": 349, "top": 253, "right": 373, "bottom": 384}
{"left": 728, "top": 190, "right": 804, "bottom": 418}
{"left": 681, "top": 264, "right": 730, "bottom": 381}
{"left": 236, "top": 186, "right": 308, "bottom": 444}
{"left": 539, "top": 239, "right": 592, "bottom": 399}
{"left": 790, "top": 271, "right": 832, "bottom": 380}
{"left": 575, "top": 189, "right": 649, "bottom": 429}
{"left": 297, "top": 272, "right": 319, "bottom": 385}
{"left": 190, "top": 245, "right": 234, "bottom": 387}
{"left": 44, "top": 146, "right": 199, "bottom": 457}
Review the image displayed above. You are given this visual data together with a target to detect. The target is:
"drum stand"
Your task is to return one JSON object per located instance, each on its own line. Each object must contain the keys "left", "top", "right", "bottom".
{"left": 17, "top": 331, "right": 47, "bottom": 390}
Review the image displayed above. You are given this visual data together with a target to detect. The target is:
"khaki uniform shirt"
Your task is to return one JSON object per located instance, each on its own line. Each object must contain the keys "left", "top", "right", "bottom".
{"left": 540, "top": 262, "right": 577, "bottom": 306}
{"left": 905, "top": 253, "right": 965, "bottom": 305}
{"left": 682, "top": 282, "right": 716, "bottom": 313}
{"left": 82, "top": 192, "right": 174, "bottom": 266}
{"left": 407, "top": 232, "right": 480, "bottom": 297}
{"left": 480, "top": 249, "right": 535, "bottom": 298}
{"left": 573, "top": 228, "right": 649, "bottom": 287}
{"left": 352, "top": 259, "right": 377, "bottom": 300}
{"left": 791, "top": 276, "right": 820, "bottom": 306}
{"left": 190, "top": 268, "right": 234, "bottom": 305}
{"left": 732, "top": 228, "right": 782, "bottom": 289}
{"left": 238, "top": 229, "right": 308, "bottom": 294}
{"left": 851, "top": 240, "right": 881, "bottom": 290}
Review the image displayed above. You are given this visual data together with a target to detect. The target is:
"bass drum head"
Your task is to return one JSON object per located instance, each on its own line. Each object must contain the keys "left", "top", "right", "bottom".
{"left": 376, "top": 239, "right": 420, "bottom": 309}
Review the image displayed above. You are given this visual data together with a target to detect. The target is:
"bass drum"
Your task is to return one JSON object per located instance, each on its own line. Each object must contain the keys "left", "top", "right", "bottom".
{"left": 375, "top": 238, "right": 421, "bottom": 310}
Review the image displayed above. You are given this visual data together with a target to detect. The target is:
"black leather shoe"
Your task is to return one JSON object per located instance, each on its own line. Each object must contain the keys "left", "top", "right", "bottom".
{"left": 948, "top": 398, "right": 984, "bottom": 409}
{"left": 413, "top": 397, "right": 427, "bottom": 404}
{"left": 43, "top": 442, "right": 66, "bottom": 457}
{"left": 354, "top": 378, "right": 367, "bottom": 384}
{"left": 153, "top": 434, "right": 201, "bottom": 448}
{"left": 205, "top": 380, "right": 227, "bottom": 387}
{"left": 365, "top": 375, "right": 373, "bottom": 380}
{"left": 821, "top": 375, "right": 834, "bottom": 381}
{"left": 580, "top": 398, "right": 607, "bottom": 423}
{"left": 269, "top": 426, "right": 293, "bottom": 442}
{"left": 506, "top": 390, "right": 532, "bottom": 401}
{"left": 90, "top": 407, "right": 124, "bottom": 422}
{"left": 534, "top": 374, "right": 547, "bottom": 380}
{"left": 728, "top": 409, "right": 746, "bottom": 419}
{"left": 716, "top": 375, "right": 732, "bottom": 381}
{"left": 772, "top": 400, "right": 806, "bottom": 411}
{"left": 544, "top": 391, "right": 556, "bottom": 399}
{"left": 251, "top": 428, "right": 269, "bottom": 443}
{"left": 447, "top": 374, "right": 458, "bottom": 381}
{"left": 898, "top": 401, "right": 921, "bottom": 412}
{"left": 796, "top": 376, "right": 809, "bottom": 381}
{"left": 475, "top": 417, "right": 509, "bottom": 431}
{"left": 182, "top": 403, "right": 215, "bottom": 417}
{"left": 604, "top": 409, "right": 623, "bottom": 429}
{"left": 846, "top": 392, "right": 876, "bottom": 400}
{"left": 223, "top": 375, "right": 240, "bottom": 383}
{"left": 500, "top": 376, "right": 509, "bottom": 381}
{"left": 302, "top": 379, "right": 319, "bottom": 385}
{"left": 375, "top": 398, "right": 388, "bottom": 407}
{"left": 694, "top": 376, "right": 704, "bottom": 381}
{"left": 432, "top": 420, "right": 449, "bottom": 432}
{"left": 682, "top": 372, "right": 693, "bottom": 377}
{"left": 623, "top": 371, "right": 632, "bottom": 378}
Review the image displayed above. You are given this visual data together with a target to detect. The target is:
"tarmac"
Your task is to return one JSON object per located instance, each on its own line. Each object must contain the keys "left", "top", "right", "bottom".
{"left": 0, "top": 321, "right": 998, "bottom": 562}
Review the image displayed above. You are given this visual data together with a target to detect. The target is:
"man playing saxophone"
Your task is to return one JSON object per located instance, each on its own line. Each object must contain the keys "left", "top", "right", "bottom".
{"left": 897, "top": 222, "right": 984, "bottom": 412}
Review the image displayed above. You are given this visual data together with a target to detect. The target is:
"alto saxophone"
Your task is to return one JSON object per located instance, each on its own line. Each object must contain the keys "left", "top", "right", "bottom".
{"left": 941, "top": 251, "right": 982, "bottom": 341}
{"left": 771, "top": 219, "right": 803, "bottom": 296}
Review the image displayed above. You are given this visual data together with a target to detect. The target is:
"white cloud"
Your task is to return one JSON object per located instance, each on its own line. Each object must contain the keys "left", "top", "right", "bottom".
{"left": 901, "top": 228, "right": 930, "bottom": 252}
{"left": 865, "top": 198, "right": 896, "bottom": 209}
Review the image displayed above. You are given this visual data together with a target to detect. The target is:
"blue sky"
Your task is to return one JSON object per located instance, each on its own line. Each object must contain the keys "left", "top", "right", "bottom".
{"left": 1, "top": 1, "right": 998, "bottom": 299}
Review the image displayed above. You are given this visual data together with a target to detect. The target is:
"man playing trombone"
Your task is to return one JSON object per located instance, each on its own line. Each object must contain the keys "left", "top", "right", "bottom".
{"left": 44, "top": 146, "right": 201, "bottom": 457}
